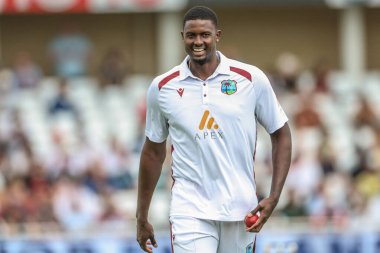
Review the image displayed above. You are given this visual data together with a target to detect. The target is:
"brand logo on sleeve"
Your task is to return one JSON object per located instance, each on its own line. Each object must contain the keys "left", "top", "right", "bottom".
{"left": 195, "top": 110, "right": 224, "bottom": 140}
{"left": 221, "top": 80, "right": 237, "bottom": 95}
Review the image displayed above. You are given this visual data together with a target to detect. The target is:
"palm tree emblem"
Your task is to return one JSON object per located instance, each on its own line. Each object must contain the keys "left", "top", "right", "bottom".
{"left": 221, "top": 80, "right": 237, "bottom": 95}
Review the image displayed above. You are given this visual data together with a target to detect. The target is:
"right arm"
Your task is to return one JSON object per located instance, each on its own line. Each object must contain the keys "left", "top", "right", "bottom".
{"left": 136, "top": 138, "right": 167, "bottom": 253}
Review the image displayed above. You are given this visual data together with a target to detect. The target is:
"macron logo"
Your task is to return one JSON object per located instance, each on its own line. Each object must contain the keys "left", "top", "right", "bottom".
{"left": 199, "top": 110, "right": 219, "bottom": 130}
{"left": 177, "top": 88, "right": 184, "bottom": 97}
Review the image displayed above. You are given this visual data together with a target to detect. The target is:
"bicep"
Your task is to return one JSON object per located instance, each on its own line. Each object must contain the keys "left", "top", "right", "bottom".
{"left": 142, "top": 137, "right": 167, "bottom": 163}
{"left": 270, "top": 123, "right": 292, "bottom": 146}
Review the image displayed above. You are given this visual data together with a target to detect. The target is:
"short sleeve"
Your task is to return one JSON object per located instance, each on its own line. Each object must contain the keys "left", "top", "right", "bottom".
{"left": 254, "top": 68, "right": 288, "bottom": 134}
{"left": 145, "top": 81, "right": 169, "bottom": 143}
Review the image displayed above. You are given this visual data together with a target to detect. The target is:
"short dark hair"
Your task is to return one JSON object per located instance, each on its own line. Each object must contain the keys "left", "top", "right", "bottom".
{"left": 183, "top": 6, "right": 218, "bottom": 29}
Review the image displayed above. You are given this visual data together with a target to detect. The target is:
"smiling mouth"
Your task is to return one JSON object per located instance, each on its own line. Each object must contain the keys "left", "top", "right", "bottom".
{"left": 192, "top": 48, "right": 205, "bottom": 56}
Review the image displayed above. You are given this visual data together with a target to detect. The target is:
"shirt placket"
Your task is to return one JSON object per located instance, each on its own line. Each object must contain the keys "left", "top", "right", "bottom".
{"left": 202, "top": 81, "right": 209, "bottom": 104}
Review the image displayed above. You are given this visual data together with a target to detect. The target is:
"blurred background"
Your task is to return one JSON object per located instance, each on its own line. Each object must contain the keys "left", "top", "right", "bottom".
{"left": 0, "top": 0, "right": 380, "bottom": 252}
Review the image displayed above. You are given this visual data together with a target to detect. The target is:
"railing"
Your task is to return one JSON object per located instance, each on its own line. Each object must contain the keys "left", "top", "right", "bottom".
{"left": 1, "top": 215, "right": 379, "bottom": 237}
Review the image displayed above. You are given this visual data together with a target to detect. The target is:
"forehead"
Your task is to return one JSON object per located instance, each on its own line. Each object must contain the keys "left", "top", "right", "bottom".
{"left": 183, "top": 19, "right": 216, "bottom": 33}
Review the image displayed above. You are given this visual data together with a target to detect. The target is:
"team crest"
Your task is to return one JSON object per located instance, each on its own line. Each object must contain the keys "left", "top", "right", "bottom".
{"left": 221, "top": 80, "right": 237, "bottom": 95}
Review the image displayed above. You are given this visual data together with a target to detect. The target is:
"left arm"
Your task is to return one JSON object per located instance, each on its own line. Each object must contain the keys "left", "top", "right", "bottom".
{"left": 268, "top": 122, "right": 292, "bottom": 203}
{"left": 246, "top": 122, "right": 292, "bottom": 232}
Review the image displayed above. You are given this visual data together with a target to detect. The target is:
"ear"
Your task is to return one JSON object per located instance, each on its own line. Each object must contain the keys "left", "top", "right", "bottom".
{"left": 181, "top": 31, "right": 185, "bottom": 40}
{"left": 216, "top": 30, "right": 222, "bottom": 42}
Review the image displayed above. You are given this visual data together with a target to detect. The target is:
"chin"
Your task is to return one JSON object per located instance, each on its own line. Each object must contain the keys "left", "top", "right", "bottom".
{"left": 191, "top": 55, "right": 207, "bottom": 65}
{"left": 194, "top": 59, "right": 207, "bottom": 65}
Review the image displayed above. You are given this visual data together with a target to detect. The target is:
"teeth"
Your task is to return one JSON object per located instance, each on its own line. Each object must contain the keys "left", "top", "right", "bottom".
{"left": 193, "top": 48, "right": 204, "bottom": 52}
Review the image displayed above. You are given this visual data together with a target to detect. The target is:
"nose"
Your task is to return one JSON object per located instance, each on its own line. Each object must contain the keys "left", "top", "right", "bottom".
{"left": 194, "top": 35, "right": 203, "bottom": 45}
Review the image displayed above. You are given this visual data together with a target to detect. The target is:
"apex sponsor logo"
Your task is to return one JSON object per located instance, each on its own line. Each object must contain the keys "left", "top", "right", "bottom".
{"left": 199, "top": 110, "right": 219, "bottom": 130}
{"left": 195, "top": 110, "right": 224, "bottom": 141}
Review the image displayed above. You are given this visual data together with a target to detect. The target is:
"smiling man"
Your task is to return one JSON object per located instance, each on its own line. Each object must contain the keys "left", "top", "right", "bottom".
{"left": 136, "top": 6, "right": 292, "bottom": 253}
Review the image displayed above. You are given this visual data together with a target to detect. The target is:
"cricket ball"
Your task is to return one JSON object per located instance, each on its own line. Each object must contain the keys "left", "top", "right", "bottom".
{"left": 245, "top": 214, "right": 259, "bottom": 227}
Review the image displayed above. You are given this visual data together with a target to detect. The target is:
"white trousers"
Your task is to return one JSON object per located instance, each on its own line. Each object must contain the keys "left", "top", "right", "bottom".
{"left": 169, "top": 216, "right": 256, "bottom": 253}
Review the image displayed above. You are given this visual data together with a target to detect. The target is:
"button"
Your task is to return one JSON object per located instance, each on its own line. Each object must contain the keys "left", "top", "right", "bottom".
{"left": 203, "top": 83, "right": 206, "bottom": 86}
{"left": 204, "top": 94, "right": 207, "bottom": 97}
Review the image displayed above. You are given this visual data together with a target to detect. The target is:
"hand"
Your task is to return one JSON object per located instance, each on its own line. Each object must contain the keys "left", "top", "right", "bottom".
{"left": 136, "top": 220, "right": 158, "bottom": 253}
{"left": 245, "top": 196, "right": 278, "bottom": 233}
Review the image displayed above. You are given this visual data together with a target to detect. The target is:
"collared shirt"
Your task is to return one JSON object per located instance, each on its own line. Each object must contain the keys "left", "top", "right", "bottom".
{"left": 145, "top": 52, "right": 288, "bottom": 221}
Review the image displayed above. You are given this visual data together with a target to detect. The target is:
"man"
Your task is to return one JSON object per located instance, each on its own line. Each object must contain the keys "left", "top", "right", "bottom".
{"left": 136, "top": 6, "right": 292, "bottom": 253}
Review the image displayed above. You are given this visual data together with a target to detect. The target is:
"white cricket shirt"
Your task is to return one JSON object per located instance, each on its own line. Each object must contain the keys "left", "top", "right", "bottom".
{"left": 145, "top": 52, "right": 288, "bottom": 221}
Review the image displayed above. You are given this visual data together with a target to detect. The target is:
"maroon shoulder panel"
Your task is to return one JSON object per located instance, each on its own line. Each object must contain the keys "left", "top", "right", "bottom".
{"left": 158, "top": 70, "right": 180, "bottom": 90}
{"left": 230, "top": 66, "right": 252, "bottom": 82}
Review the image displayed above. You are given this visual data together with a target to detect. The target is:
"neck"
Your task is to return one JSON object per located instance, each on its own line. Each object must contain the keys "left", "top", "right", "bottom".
{"left": 189, "top": 53, "right": 220, "bottom": 81}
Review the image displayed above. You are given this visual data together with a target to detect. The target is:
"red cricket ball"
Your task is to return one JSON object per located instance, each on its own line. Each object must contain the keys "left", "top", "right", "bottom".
{"left": 245, "top": 214, "right": 259, "bottom": 227}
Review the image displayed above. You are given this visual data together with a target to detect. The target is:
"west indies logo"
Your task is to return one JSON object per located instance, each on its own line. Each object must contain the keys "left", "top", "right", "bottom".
{"left": 221, "top": 80, "right": 237, "bottom": 95}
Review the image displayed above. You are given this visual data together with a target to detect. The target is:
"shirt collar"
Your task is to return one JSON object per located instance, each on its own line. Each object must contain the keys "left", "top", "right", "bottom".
{"left": 179, "top": 51, "right": 230, "bottom": 81}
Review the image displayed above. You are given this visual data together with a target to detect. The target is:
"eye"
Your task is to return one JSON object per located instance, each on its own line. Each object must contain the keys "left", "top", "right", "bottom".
{"left": 202, "top": 33, "right": 211, "bottom": 38}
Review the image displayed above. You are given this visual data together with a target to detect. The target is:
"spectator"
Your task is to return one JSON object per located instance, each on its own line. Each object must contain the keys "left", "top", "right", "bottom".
{"left": 52, "top": 175, "right": 102, "bottom": 232}
{"left": 13, "top": 51, "right": 42, "bottom": 89}
{"left": 83, "top": 158, "right": 108, "bottom": 194}
{"left": 67, "top": 133, "right": 97, "bottom": 177}
{"left": 98, "top": 191, "right": 124, "bottom": 223}
{"left": 286, "top": 152, "right": 323, "bottom": 201}
{"left": 48, "top": 78, "right": 79, "bottom": 120}
{"left": 102, "top": 136, "right": 134, "bottom": 190}
{"left": 44, "top": 129, "right": 70, "bottom": 179}
{"left": 312, "top": 58, "right": 331, "bottom": 93}
{"left": 48, "top": 24, "right": 92, "bottom": 78}
{"left": 98, "top": 47, "right": 129, "bottom": 87}
{"left": 293, "top": 95, "right": 322, "bottom": 129}
{"left": 6, "top": 110, "right": 33, "bottom": 178}
{"left": 318, "top": 134, "right": 337, "bottom": 175}
{"left": 353, "top": 96, "right": 379, "bottom": 129}
{"left": 280, "top": 188, "right": 307, "bottom": 217}
{"left": 0, "top": 142, "right": 10, "bottom": 187}
{"left": 275, "top": 52, "right": 302, "bottom": 92}
{"left": 1, "top": 177, "right": 29, "bottom": 224}
{"left": 0, "top": 109, "right": 33, "bottom": 181}
{"left": 24, "top": 161, "right": 55, "bottom": 224}
{"left": 355, "top": 167, "right": 380, "bottom": 200}
{"left": 0, "top": 63, "right": 16, "bottom": 96}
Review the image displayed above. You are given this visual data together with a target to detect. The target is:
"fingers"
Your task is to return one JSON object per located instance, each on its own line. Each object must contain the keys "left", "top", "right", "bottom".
{"left": 245, "top": 204, "right": 266, "bottom": 233}
{"left": 246, "top": 215, "right": 265, "bottom": 233}
{"left": 137, "top": 221, "right": 157, "bottom": 252}
{"left": 250, "top": 204, "right": 263, "bottom": 216}
{"left": 246, "top": 212, "right": 270, "bottom": 233}
{"left": 144, "top": 244, "right": 153, "bottom": 253}
{"left": 150, "top": 235, "right": 158, "bottom": 248}
{"left": 137, "top": 238, "right": 147, "bottom": 252}
{"left": 245, "top": 198, "right": 277, "bottom": 233}
{"left": 138, "top": 239, "right": 157, "bottom": 253}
